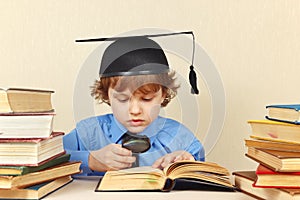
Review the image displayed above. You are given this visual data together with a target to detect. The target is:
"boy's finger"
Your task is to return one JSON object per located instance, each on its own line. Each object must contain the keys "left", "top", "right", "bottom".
{"left": 111, "top": 144, "right": 132, "bottom": 156}
{"left": 114, "top": 155, "right": 136, "bottom": 164}
{"left": 160, "top": 155, "right": 178, "bottom": 168}
{"left": 152, "top": 157, "right": 163, "bottom": 168}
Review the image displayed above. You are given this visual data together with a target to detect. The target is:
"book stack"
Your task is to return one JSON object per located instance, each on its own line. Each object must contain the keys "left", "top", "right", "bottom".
{"left": 234, "top": 104, "right": 300, "bottom": 199}
{"left": 0, "top": 88, "right": 81, "bottom": 200}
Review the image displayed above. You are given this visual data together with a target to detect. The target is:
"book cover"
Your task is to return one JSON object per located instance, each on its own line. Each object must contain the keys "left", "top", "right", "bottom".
{"left": 266, "top": 104, "right": 300, "bottom": 111}
{"left": 254, "top": 164, "right": 300, "bottom": 188}
{"left": 0, "top": 154, "right": 71, "bottom": 176}
{"left": 233, "top": 171, "right": 300, "bottom": 200}
{"left": 0, "top": 175, "right": 72, "bottom": 200}
{"left": 0, "top": 161, "right": 81, "bottom": 189}
{"left": 0, "top": 151, "right": 66, "bottom": 167}
{"left": 95, "top": 161, "right": 235, "bottom": 192}
{"left": 266, "top": 104, "right": 300, "bottom": 124}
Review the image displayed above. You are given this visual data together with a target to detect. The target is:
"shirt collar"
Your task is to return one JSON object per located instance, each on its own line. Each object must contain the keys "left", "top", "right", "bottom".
{"left": 138, "top": 116, "right": 166, "bottom": 146}
{"left": 110, "top": 116, "right": 127, "bottom": 143}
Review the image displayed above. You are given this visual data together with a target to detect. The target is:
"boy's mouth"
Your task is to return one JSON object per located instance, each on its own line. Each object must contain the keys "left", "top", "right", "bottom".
{"left": 129, "top": 119, "right": 144, "bottom": 126}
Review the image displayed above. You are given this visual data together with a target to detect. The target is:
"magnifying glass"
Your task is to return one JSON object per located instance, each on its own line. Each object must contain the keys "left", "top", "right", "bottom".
{"left": 122, "top": 131, "right": 151, "bottom": 167}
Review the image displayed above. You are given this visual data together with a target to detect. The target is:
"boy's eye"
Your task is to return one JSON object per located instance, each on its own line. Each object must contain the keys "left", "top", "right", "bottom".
{"left": 117, "top": 98, "right": 129, "bottom": 103}
{"left": 142, "top": 97, "right": 153, "bottom": 102}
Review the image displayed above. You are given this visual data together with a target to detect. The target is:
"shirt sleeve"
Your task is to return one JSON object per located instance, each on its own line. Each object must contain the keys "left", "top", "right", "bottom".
{"left": 156, "top": 119, "right": 205, "bottom": 162}
{"left": 63, "top": 129, "right": 100, "bottom": 176}
{"left": 188, "top": 137, "right": 205, "bottom": 161}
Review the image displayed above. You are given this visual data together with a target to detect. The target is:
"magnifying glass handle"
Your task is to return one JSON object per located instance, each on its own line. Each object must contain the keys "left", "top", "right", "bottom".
{"left": 132, "top": 153, "right": 139, "bottom": 167}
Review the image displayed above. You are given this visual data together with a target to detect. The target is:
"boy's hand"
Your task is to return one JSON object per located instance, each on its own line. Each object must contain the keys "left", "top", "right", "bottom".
{"left": 89, "top": 144, "right": 136, "bottom": 172}
{"left": 152, "top": 150, "right": 195, "bottom": 169}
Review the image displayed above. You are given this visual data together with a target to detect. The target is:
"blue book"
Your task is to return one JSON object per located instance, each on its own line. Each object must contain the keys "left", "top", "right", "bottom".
{"left": 266, "top": 104, "right": 300, "bottom": 124}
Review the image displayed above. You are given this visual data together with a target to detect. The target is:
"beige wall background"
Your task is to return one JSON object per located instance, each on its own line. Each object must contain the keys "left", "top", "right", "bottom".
{"left": 1, "top": 0, "right": 300, "bottom": 174}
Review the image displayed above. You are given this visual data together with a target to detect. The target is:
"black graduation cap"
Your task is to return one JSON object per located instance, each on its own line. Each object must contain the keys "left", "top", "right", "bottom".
{"left": 76, "top": 31, "right": 199, "bottom": 94}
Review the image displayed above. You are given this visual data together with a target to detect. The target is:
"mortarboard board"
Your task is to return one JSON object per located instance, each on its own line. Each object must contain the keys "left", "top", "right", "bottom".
{"left": 76, "top": 31, "right": 199, "bottom": 94}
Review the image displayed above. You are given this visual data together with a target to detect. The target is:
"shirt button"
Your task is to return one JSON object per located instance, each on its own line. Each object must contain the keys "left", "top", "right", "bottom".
{"left": 109, "top": 135, "right": 112, "bottom": 138}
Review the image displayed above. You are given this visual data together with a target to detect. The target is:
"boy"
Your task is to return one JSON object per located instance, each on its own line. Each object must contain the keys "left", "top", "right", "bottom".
{"left": 63, "top": 35, "right": 205, "bottom": 176}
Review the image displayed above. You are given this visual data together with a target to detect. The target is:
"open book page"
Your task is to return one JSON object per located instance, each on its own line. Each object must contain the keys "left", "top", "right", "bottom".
{"left": 163, "top": 161, "right": 233, "bottom": 188}
{"left": 115, "top": 166, "right": 163, "bottom": 174}
{"left": 97, "top": 166, "right": 167, "bottom": 191}
{"left": 163, "top": 161, "right": 230, "bottom": 176}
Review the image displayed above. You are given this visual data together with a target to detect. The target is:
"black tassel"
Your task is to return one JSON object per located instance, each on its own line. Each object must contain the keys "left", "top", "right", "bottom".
{"left": 189, "top": 65, "right": 199, "bottom": 94}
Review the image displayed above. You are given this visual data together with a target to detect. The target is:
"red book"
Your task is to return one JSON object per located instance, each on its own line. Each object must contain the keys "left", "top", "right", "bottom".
{"left": 234, "top": 171, "right": 300, "bottom": 199}
{"left": 0, "top": 132, "right": 65, "bottom": 166}
{"left": 254, "top": 164, "right": 300, "bottom": 188}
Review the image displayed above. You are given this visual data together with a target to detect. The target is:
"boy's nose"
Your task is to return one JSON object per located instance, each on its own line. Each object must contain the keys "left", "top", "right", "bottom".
{"left": 129, "top": 100, "right": 142, "bottom": 115}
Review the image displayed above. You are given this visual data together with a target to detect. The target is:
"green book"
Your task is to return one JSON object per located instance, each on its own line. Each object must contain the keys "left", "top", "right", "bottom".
{"left": 0, "top": 176, "right": 72, "bottom": 200}
{"left": 0, "top": 154, "right": 70, "bottom": 176}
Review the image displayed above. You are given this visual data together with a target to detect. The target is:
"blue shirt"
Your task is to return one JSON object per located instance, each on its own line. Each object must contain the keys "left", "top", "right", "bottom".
{"left": 63, "top": 114, "right": 205, "bottom": 176}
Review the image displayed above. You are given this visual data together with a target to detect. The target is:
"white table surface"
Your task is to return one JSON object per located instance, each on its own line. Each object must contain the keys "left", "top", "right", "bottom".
{"left": 44, "top": 176, "right": 255, "bottom": 200}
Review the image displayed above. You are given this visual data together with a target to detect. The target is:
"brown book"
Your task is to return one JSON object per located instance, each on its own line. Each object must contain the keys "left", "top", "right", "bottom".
{"left": 245, "top": 138, "right": 300, "bottom": 152}
{"left": 246, "top": 147, "right": 300, "bottom": 172}
{"left": 96, "top": 161, "right": 235, "bottom": 192}
{"left": 233, "top": 171, "right": 300, "bottom": 200}
{"left": 0, "top": 161, "right": 81, "bottom": 189}
{"left": 0, "top": 88, "right": 54, "bottom": 113}
{"left": 0, "top": 132, "right": 64, "bottom": 166}
{"left": 0, "top": 176, "right": 72, "bottom": 200}
{"left": 248, "top": 120, "right": 300, "bottom": 144}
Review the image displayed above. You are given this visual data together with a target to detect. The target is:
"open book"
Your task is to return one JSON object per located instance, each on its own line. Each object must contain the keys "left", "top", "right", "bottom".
{"left": 95, "top": 161, "right": 235, "bottom": 192}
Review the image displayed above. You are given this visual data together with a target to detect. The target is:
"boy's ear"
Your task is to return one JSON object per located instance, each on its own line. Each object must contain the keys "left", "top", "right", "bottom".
{"left": 161, "top": 93, "right": 167, "bottom": 104}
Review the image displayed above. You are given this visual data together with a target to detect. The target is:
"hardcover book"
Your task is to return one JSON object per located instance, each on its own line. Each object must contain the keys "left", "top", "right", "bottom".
{"left": 0, "top": 154, "right": 70, "bottom": 176}
{"left": 0, "top": 112, "right": 55, "bottom": 138}
{"left": 95, "top": 161, "right": 235, "bottom": 192}
{"left": 254, "top": 164, "right": 300, "bottom": 188}
{"left": 245, "top": 138, "right": 300, "bottom": 152}
{"left": 0, "top": 132, "right": 65, "bottom": 166}
{"left": 0, "top": 87, "right": 54, "bottom": 113}
{"left": 0, "top": 175, "right": 72, "bottom": 200}
{"left": 0, "top": 161, "right": 81, "bottom": 189}
{"left": 246, "top": 147, "right": 300, "bottom": 172}
{"left": 248, "top": 120, "right": 300, "bottom": 144}
{"left": 266, "top": 104, "right": 300, "bottom": 124}
{"left": 233, "top": 171, "right": 300, "bottom": 200}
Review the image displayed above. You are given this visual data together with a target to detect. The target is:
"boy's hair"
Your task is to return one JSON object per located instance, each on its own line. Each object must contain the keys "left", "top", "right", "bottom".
{"left": 91, "top": 71, "right": 179, "bottom": 107}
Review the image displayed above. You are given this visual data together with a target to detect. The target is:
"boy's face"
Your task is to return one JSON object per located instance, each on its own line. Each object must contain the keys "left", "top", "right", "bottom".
{"left": 108, "top": 86, "right": 165, "bottom": 133}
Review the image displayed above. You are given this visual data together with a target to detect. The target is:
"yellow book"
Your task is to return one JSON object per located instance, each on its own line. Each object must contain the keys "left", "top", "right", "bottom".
{"left": 248, "top": 120, "right": 300, "bottom": 144}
